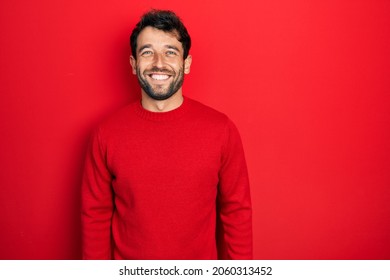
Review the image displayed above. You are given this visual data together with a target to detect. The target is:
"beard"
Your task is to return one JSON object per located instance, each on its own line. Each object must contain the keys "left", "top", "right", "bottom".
{"left": 136, "top": 65, "right": 184, "bottom": 101}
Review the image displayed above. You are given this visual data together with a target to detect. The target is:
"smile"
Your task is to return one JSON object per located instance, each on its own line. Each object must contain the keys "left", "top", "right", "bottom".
{"left": 149, "top": 74, "right": 171, "bottom": 81}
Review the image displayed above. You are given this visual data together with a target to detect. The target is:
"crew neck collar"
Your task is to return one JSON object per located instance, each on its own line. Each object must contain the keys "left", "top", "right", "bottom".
{"left": 135, "top": 96, "right": 189, "bottom": 122}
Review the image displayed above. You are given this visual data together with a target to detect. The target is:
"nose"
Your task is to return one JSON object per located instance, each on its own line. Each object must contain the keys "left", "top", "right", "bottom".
{"left": 153, "top": 53, "right": 165, "bottom": 68}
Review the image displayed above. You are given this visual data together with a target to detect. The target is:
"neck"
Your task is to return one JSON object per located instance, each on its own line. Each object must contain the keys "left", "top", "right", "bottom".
{"left": 141, "top": 91, "right": 184, "bottom": 112}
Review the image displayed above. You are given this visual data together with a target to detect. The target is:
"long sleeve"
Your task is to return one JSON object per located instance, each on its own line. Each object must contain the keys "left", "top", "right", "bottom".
{"left": 217, "top": 119, "right": 253, "bottom": 259}
{"left": 79, "top": 98, "right": 251, "bottom": 260}
{"left": 81, "top": 128, "right": 114, "bottom": 259}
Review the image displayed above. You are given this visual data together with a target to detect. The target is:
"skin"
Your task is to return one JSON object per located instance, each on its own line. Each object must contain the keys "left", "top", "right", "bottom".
{"left": 130, "top": 26, "right": 192, "bottom": 112}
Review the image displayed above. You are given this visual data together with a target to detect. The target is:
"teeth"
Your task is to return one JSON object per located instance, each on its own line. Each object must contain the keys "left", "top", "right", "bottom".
{"left": 151, "top": 74, "right": 169, "bottom": 80}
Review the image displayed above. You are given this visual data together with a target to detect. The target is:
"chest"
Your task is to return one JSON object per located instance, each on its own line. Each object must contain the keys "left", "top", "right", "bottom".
{"left": 105, "top": 122, "right": 224, "bottom": 198}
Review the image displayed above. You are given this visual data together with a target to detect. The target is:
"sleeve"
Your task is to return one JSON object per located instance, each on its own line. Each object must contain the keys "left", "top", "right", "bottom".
{"left": 81, "top": 127, "right": 114, "bottom": 259}
{"left": 216, "top": 119, "right": 253, "bottom": 259}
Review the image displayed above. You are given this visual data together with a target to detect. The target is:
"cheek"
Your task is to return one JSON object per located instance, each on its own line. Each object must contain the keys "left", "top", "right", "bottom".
{"left": 136, "top": 64, "right": 148, "bottom": 75}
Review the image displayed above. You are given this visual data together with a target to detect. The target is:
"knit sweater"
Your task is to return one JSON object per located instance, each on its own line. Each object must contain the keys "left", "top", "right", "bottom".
{"left": 81, "top": 97, "right": 252, "bottom": 259}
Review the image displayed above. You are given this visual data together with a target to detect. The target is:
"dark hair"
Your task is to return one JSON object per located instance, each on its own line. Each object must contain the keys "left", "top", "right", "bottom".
{"left": 130, "top": 9, "right": 191, "bottom": 59}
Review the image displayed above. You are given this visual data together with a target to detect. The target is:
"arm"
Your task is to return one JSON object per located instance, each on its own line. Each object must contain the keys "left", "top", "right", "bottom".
{"left": 217, "top": 119, "right": 253, "bottom": 259}
{"left": 81, "top": 128, "right": 114, "bottom": 259}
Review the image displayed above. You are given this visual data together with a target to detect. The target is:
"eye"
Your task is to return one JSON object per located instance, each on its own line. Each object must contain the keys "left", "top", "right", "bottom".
{"left": 166, "top": 50, "right": 177, "bottom": 56}
{"left": 141, "top": 50, "right": 153, "bottom": 56}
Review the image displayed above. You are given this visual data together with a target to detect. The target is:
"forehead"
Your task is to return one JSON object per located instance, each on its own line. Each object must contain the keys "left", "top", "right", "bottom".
{"left": 137, "top": 26, "right": 182, "bottom": 51}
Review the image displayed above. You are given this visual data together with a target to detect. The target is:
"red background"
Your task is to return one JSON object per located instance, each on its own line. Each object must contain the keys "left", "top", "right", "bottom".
{"left": 1, "top": 0, "right": 389, "bottom": 259}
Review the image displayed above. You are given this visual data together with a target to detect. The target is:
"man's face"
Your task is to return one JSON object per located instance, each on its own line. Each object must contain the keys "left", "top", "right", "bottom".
{"left": 130, "top": 26, "right": 192, "bottom": 100}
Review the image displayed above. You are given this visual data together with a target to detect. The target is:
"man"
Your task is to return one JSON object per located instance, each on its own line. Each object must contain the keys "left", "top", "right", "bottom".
{"left": 81, "top": 9, "right": 252, "bottom": 260}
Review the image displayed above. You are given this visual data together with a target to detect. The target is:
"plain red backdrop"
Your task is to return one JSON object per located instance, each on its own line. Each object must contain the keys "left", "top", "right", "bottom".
{"left": 0, "top": 0, "right": 389, "bottom": 259}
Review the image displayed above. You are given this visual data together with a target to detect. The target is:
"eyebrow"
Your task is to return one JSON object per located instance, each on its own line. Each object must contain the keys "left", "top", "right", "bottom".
{"left": 165, "top": 45, "right": 180, "bottom": 52}
{"left": 138, "top": 44, "right": 181, "bottom": 53}
{"left": 138, "top": 44, "right": 152, "bottom": 54}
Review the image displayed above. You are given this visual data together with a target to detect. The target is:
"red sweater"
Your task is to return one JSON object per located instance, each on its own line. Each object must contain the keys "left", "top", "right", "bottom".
{"left": 81, "top": 97, "right": 252, "bottom": 259}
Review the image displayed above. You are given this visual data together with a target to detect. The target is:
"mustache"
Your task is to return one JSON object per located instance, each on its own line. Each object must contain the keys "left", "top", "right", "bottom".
{"left": 145, "top": 66, "right": 174, "bottom": 75}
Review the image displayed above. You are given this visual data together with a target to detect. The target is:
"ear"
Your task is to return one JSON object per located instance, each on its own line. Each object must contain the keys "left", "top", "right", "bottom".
{"left": 129, "top": 55, "right": 137, "bottom": 75}
{"left": 184, "top": 55, "right": 192, "bottom": 74}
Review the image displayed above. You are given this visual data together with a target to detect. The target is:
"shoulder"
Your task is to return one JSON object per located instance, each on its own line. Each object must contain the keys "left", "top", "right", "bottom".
{"left": 91, "top": 101, "right": 140, "bottom": 143}
{"left": 98, "top": 101, "right": 139, "bottom": 129}
{"left": 185, "top": 97, "right": 230, "bottom": 125}
{"left": 184, "top": 97, "right": 243, "bottom": 145}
